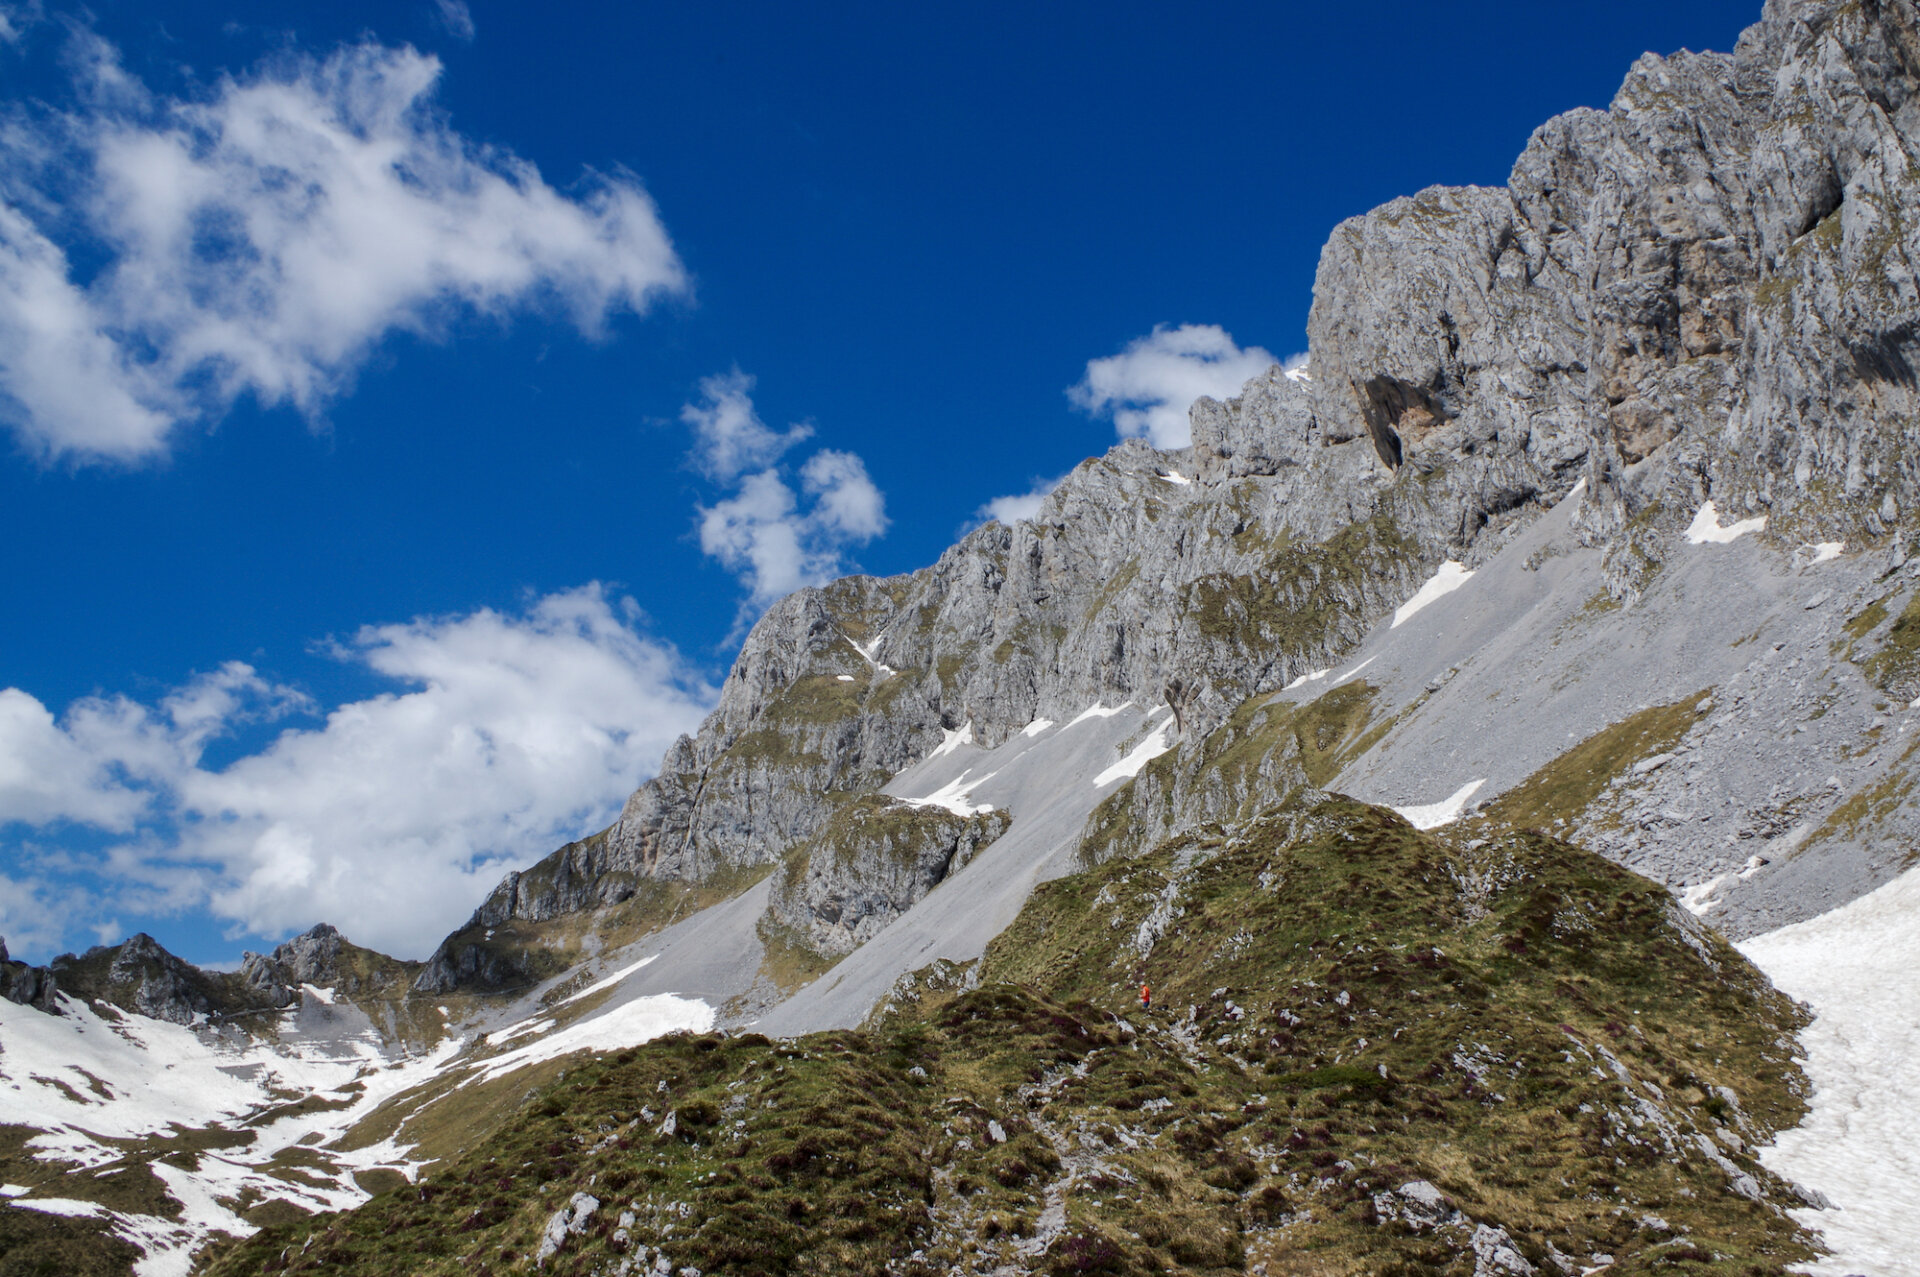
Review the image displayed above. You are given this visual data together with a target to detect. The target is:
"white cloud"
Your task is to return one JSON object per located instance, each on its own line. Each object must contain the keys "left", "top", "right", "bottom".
{"left": 0, "top": 587, "right": 716, "bottom": 959}
{"left": 0, "top": 36, "right": 685, "bottom": 463}
{"left": 975, "top": 473, "right": 1068, "bottom": 527}
{"left": 433, "top": 0, "right": 476, "bottom": 41}
{"left": 681, "top": 369, "right": 812, "bottom": 481}
{"left": 684, "top": 376, "right": 887, "bottom": 609}
{"left": 1070, "top": 323, "right": 1276, "bottom": 449}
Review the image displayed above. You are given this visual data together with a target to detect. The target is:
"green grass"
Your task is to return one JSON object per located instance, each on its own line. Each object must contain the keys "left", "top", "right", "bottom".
{"left": 202, "top": 797, "right": 1815, "bottom": 1277}
{"left": 1475, "top": 694, "right": 1708, "bottom": 834}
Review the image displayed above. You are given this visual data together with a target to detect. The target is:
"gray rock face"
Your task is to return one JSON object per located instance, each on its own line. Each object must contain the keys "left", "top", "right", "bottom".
{"left": 240, "top": 922, "right": 410, "bottom": 1006}
{"left": 428, "top": 0, "right": 1920, "bottom": 976}
{"left": 763, "top": 798, "right": 1012, "bottom": 959}
{"left": 0, "top": 935, "right": 60, "bottom": 1015}
{"left": 50, "top": 933, "right": 275, "bottom": 1026}
{"left": 1309, "top": 0, "right": 1920, "bottom": 569}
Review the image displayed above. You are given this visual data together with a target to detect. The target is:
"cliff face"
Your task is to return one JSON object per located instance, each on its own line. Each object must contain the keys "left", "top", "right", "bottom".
{"left": 1310, "top": 0, "right": 1920, "bottom": 571}
{"left": 423, "top": 0, "right": 1920, "bottom": 986}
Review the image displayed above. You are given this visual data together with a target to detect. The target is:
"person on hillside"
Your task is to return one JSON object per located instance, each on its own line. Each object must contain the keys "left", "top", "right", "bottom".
{"left": 1139, "top": 982, "right": 1151, "bottom": 1011}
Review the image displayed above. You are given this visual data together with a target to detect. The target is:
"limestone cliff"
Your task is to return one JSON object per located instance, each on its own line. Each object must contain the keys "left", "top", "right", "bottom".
{"left": 422, "top": 0, "right": 1920, "bottom": 986}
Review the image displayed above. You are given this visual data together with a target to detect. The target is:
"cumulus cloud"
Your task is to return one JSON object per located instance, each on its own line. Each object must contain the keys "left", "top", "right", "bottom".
{"left": 682, "top": 369, "right": 812, "bottom": 482}
{"left": 0, "top": 35, "right": 685, "bottom": 463}
{"left": 684, "top": 375, "right": 887, "bottom": 610}
{"left": 974, "top": 473, "right": 1069, "bottom": 527}
{"left": 0, "top": 586, "right": 715, "bottom": 959}
{"left": 1071, "top": 323, "right": 1276, "bottom": 449}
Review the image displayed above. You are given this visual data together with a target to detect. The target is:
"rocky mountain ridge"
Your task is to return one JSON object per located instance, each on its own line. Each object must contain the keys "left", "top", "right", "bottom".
{"left": 409, "top": 0, "right": 1920, "bottom": 990}
{"left": 6, "top": 2, "right": 1920, "bottom": 1272}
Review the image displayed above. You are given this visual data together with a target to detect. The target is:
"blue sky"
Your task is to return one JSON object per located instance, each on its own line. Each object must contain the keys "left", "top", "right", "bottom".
{"left": 0, "top": 0, "right": 1762, "bottom": 963}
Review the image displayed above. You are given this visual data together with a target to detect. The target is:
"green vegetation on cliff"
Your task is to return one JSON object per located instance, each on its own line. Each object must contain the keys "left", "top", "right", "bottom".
{"left": 202, "top": 798, "right": 1814, "bottom": 1277}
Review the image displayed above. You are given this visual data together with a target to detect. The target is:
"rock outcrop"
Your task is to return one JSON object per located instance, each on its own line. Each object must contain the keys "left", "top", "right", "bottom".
{"left": 239, "top": 923, "right": 418, "bottom": 1006}
{"left": 1309, "top": 0, "right": 1920, "bottom": 577}
{"left": 763, "top": 797, "right": 1012, "bottom": 959}
{"left": 49, "top": 933, "right": 280, "bottom": 1026}
{"left": 424, "top": 0, "right": 1920, "bottom": 982}
{"left": 0, "top": 935, "right": 60, "bottom": 1014}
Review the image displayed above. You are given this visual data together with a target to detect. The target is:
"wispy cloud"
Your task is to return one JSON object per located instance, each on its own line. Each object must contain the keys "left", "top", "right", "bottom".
{"left": 683, "top": 373, "right": 887, "bottom": 614}
{"left": 0, "top": 587, "right": 715, "bottom": 959}
{"left": 1071, "top": 323, "right": 1276, "bottom": 449}
{"left": 433, "top": 0, "right": 476, "bottom": 42}
{"left": 0, "top": 33, "right": 685, "bottom": 464}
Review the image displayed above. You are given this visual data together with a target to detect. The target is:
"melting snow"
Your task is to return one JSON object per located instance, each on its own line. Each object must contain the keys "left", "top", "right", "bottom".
{"left": 485, "top": 1017, "right": 554, "bottom": 1046}
{"left": 1680, "top": 876, "right": 1727, "bottom": 916}
{"left": 1093, "top": 713, "right": 1176, "bottom": 788}
{"left": 1021, "top": 718, "right": 1056, "bottom": 737}
{"left": 555, "top": 953, "right": 661, "bottom": 1009}
{"left": 898, "top": 769, "right": 999, "bottom": 817}
{"left": 848, "top": 635, "right": 895, "bottom": 679}
{"left": 1157, "top": 470, "right": 1192, "bottom": 485}
{"left": 1065, "top": 702, "right": 1130, "bottom": 729}
{"left": 1284, "top": 667, "right": 1330, "bottom": 692}
{"left": 1390, "top": 779, "right": 1485, "bottom": 830}
{"left": 1807, "top": 541, "right": 1845, "bottom": 564}
{"left": 1392, "top": 562, "right": 1474, "bottom": 628}
{"left": 1741, "top": 864, "right": 1920, "bottom": 1276}
{"left": 1331, "top": 656, "right": 1375, "bottom": 685}
{"left": 468, "top": 994, "right": 714, "bottom": 1086}
{"left": 929, "top": 723, "right": 975, "bottom": 760}
{"left": 1685, "top": 500, "right": 1767, "bottom": 544}
{"left": 0, "top": 993, "right": 462, "bottom": 1275}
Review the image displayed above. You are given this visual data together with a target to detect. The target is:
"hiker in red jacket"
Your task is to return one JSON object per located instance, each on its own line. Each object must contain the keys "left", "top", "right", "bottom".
{"left": 1139, "top": 982, "right": 1151, "bottom": 1011}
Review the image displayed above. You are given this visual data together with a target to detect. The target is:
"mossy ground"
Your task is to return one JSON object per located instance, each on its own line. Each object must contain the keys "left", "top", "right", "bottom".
{"left": 201, "top": 799, "right": 1814, "bottom": 1277}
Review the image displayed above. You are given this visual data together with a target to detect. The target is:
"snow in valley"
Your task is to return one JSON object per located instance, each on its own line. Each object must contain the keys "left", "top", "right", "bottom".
{"left": 0, "top": 954, "right": 712, "bottom": 1275}
{"left": 1742, "top": 863, "right": 1920, "bottom": 1276}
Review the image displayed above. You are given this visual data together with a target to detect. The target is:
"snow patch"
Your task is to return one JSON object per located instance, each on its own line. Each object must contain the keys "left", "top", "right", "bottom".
{"left": 1065, "top": 702, "right": 1130, "bottom": 729}
{"left": 9, "top": 1197, "right": 105, "bottom": 1218}
{"left": 897, "top": 769, "right": 999, "bottom": 817}
{"left": 1392, "top": 562, "right": 1474, "bottom": 628}
{"left": 1390, "top": 779, "right": 1485, "bottom": 830}
{"left": 1021, "top": 718, "right": 1056, "bottom": 737}
{"left": 1157, "top": 470, "right": 1191, "bottom": 485}
{"left": 0, "top": 994, "right": 463, "bottom": 1275}
{"left": 1284, "top": 667, "right": 1330, "bottom": 692}
{"left": 1741, "top": 863, "right": 1920, "bottom": 1275}
{"left": 1331, "top": 656, "right": 1376, "bottom": 686}
{"left": 1685, "top": 500, "right": 1767, "bottom": 544}
{"left": 836, "top": 674, "right": 854, "bottom": 682}
{"left": 469, "top": 994, "right": 715, "bottom": 1085}
{"left": 556, "top": 953, "right": 660, "bottom": 1008}
{"left": 1094, "top": 714, "right": 1176, "bottom": 788}
{"left": 1807, "top": 541, "right": 1845, "bottom": 564}
{"left": 485, "top": 1017, "right": 554, "bottom": 1046}
{"left": 848, "top": 635, "right": 895, "bottom": 679}
{"left": 1679, "top": 876, "right": 1727, "bottom": 916}
{"left": 929, "top": 723, "right": 975, "bottom": 760}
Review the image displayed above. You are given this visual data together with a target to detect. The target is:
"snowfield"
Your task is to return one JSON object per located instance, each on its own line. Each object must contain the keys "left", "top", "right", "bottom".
{"left": 0, "top": 959, "right": 714, "bottom": 1275}
{"left": 1741, "top": 863, "right": 1920, "bottom": 1276}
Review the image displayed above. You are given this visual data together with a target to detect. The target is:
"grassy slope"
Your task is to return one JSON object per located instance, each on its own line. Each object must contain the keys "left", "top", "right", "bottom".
{"left": 199, "top": 798, "right": 1815, "bottom": 1277}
